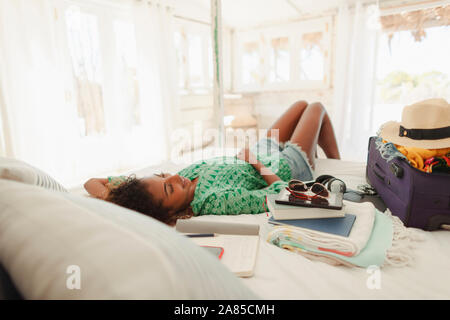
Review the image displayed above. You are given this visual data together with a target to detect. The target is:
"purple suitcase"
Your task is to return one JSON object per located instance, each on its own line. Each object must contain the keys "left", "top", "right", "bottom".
{"left": 366, "top": 136, "right": 450, "bottom": 230}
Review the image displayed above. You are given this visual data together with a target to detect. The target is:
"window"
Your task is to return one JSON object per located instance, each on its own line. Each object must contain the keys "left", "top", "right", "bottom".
{"left": 65, "top": 6, "right": 105, "bottom": 137}
{"left": 64, "top": 5, "right": 143, "bottom": 137}
{"left": 173, "top": 19, "right": 213, "bottom": 94}
{"left": 269, "top": 37, "right": 290, "bottom": 83}
{"left": 242, "top": 41, "right": 262, "bottom": 85}
{"left": 373, "top": 24, "right": 450, "bottom": 132}
{"left": 114, "top": 20, "right": 141, "bottom": 128}
{"left": 187, "top": 34, "right": 205, "bottom": 88}
{"left": 49, "top": 0, "right": 174, "bottom": 184}
{"left": 174, "top": 31, "right": 187, "bottom": 89}
{"left": 234, "top": 17, "right": 331, "bottom": 92}
{"left": 299, "top": 32, "right": 325, "bottom": 81}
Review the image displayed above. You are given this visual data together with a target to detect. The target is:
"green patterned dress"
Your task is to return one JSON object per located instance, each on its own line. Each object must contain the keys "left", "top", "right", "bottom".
{"left": 177, "top": 155, "right": 291, "bottom": 216}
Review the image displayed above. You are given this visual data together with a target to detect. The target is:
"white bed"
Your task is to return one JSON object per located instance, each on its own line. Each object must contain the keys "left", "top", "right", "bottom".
{"left": 127, "top": 158, "right": 450, "bottom": 299}
{"left": 4, "top": 156, "right": 448, "bottom": 299}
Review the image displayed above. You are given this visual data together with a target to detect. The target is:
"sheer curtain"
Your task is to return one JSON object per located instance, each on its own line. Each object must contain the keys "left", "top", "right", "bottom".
{"left": 332, "top": 1, "right": 380, "bottom": 162}
{"left": 132, "top": 0, "right": 180, "bottom": 163}
{"left": 0, "top": 0, "right": 79, "bottom": 180}
{"left": 0, "top": 0, "right": 178, "bottom": 187}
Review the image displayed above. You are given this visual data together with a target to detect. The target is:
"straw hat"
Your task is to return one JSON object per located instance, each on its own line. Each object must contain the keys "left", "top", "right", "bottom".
{"left": 379, "top": 98, "right": 450, "bottom": 149}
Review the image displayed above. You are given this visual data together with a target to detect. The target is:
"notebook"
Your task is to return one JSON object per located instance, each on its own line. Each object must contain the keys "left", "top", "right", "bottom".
{"left": 190, "top": 234, "right": 259, "bottom": 277}
{"left": 268, "top": 214, "right": 356, "bottom": 237}
{"left": 176, "top": 220, "right": 260, "bottom": 277}
{"left": 267, "top": 193, "right": 345, "bottom": 221}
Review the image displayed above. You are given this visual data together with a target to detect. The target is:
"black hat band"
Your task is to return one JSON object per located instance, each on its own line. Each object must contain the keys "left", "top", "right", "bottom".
{"left": 399, "top": 125, "right": 450, "bottom": 140}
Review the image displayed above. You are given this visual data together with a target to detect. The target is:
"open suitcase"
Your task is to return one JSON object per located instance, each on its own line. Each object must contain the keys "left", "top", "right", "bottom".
{"left": 366, "top": 136, "right": 450, "bottom": 231}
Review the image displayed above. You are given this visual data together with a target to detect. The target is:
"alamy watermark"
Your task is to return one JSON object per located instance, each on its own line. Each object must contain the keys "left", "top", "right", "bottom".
{"left": 66, "top": 265, "right": 81, "bottom": 290}
{"left": 168, "top": 121, "right": 280, "bottom": 175}
{"left": 366, "top": 265, "right": 381, "bottom": 290}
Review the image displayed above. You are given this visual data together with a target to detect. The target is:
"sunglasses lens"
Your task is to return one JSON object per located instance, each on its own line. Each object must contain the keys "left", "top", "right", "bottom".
{"left": 289, "top": 180, "right": 307, "bottom": 192}
{"left": 289, "top": 194, "right": 307, "bottom": 203}
{"left": 311, "top": 195, "right": 329, "bottom": 206}
{"left": 311, "top": 183, "right": 329, "bottom": 197}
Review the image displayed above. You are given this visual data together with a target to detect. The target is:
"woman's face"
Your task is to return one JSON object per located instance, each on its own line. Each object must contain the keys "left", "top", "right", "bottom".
{"left": 141, "top": 173, "right": 197, "bottom": 214}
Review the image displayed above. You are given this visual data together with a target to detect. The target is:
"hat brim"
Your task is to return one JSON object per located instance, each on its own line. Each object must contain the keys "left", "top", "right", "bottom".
{"left": 379, "top": 121, "right": 450, "bottom": 149}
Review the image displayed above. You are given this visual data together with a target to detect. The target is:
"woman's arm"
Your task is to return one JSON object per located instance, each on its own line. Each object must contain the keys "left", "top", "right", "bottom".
{"left": 252, "top": 160, "right": 282, "bottom": 186}
{"left": 236, "top": 148, "right": 281, "bottom": 186}
{"left": 84, "top": 178, "right": 110, "bottom": 199}
{"left": 199, "top": 183, "right": 286, "bottom": 215}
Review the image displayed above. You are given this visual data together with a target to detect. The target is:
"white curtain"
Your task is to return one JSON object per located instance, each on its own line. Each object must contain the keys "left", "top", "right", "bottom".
{"left": 132, "top": 0, "right": 180, "bottom": 163}
{"left": 0, "top": 0, "right": 178, "bottom": 187}
{"left": 332, "top": 2, "right": 380, "bottom": 162}
{"left": 0, "top": 0, "right": 79, "bottom": 180}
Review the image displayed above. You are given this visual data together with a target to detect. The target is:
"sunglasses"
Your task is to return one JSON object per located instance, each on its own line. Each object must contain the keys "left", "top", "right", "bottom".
{"left": 285, "top": 187, "right": 330, "bottom": 205}
{"left": 286, "top": 179, "right": 330, "bottom": 205}
{"left": 288, "top": 179, "right": 329, "bottom": 197}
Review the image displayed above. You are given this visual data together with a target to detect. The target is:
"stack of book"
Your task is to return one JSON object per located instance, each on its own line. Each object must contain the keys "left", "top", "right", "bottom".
{"left": 266, "top": 189, "right": 356, "bottom": 237}
{"left": 266, "top": 196, "right": 392, "bottom": 268}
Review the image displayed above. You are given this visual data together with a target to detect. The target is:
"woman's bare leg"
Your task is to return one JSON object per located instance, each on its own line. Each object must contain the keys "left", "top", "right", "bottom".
{"left": 318, "top": 112, "right": 340, "bottom": 160}
{"left": 266, "top": 100, "right": 308, "bottom": 143}
{"left": 289, "top": 102, "right": 340, "bottom": 169}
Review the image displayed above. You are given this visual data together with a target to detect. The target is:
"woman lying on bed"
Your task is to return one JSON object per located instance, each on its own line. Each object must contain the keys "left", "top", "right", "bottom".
{"left": 84, "top": 100, "right": 340, "bottom": 225}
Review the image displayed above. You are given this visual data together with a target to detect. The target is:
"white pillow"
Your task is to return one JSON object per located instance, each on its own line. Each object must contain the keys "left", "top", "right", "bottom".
{"left": 0, "top": 157, "right": 67, "bottom": 192}
{"left": 0, "top": 179, "right": 257, "bottom": 300}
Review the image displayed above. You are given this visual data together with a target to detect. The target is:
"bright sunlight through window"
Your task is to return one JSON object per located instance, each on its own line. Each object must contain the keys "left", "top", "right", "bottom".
{"left": 373, "top": 25, "right": 450, "bottom": 132}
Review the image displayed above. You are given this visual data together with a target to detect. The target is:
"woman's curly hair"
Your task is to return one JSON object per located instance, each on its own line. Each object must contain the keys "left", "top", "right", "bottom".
{"left": 105, "top": 175, "right": 193, "bottom": 225}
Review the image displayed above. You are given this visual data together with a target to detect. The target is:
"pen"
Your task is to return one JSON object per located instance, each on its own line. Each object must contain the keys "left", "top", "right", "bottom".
{"left": 186, "top": 233, "right": 215, "bottom": 238}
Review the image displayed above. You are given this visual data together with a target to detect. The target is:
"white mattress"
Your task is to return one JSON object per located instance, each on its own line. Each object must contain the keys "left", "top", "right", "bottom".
{"left": 76, "top": 158, "right": 450, "bottom": 299}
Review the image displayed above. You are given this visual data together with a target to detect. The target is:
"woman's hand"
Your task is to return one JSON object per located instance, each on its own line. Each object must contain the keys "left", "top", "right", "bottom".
{"left": 236, "top": 148, "right": 281, "bottom": 186}
{"left": 84, "top": 178, "right": 110, "bottom": 200}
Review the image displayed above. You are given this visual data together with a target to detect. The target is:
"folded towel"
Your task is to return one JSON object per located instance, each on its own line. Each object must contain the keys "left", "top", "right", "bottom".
{"left": 268, "top": 207, "right": 423, "bottom": 268}
{"left": 267, "top": 200, "right": 376, "bottom": 257}
{"left": 282, "top": 246, "right": 356, "bottom": 267}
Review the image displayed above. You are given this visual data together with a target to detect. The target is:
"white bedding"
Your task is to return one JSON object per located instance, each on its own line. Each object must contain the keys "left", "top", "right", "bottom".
{"left": 73, "top": 158, "right": 450, "bottom": 299}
